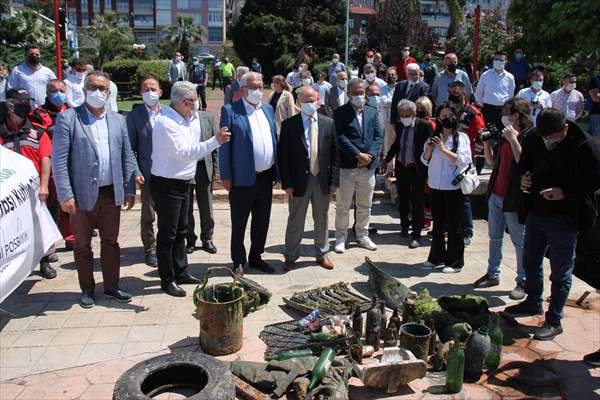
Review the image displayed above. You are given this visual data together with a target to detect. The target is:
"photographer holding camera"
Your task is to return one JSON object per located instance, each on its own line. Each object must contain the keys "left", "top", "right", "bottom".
{"left": 503, "top": 108, "right": 600, "bottom": 340}
{"left": 473, "top": 98, "right": 532, "bottom": 300}
{"left": 516, "top": 69, "right": 551, "bottom": 126}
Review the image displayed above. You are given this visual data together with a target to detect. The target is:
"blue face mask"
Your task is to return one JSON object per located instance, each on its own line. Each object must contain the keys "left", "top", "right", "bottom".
{"left": 300, "top": 101, "right": 317, "bottom": 116}
{"left": 367, "top": 95, "right": 381, "bottom": 107}
{"left": 50, "top": 91, "right": 67, "bottom": 106}
{"left": 531, "top": 80, "right": 543, "bottom": 91}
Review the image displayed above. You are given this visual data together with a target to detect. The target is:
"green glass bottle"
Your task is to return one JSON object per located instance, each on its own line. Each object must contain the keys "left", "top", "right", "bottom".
{"left": 308, "top": 347, "right": 336, "bottom": 390}
{"left": 446, "top": 340, "right": 464, "bottom": 394}
{"left": 484, "top": 313, "right": 503, "bottom": 370}
{"left": 264, "top": 348, "right": 315, "bottom": 361}
{"left": 310, "top": 332, "right": 336, "bottom": 342}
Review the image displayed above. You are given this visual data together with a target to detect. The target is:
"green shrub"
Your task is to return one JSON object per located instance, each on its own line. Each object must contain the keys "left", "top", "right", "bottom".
{"left": 102, "top": 59, "right": 144, "bottom": 83}
{"left": 311, "top": 61, "right": 331, "bottom": 78}
{"left": 136, "top": 60, "right": 171, "bottom": 99}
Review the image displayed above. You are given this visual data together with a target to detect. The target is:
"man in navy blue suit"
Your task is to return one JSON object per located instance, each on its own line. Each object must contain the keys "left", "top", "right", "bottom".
{"left": 219, "top": 72, "right": 279, "bottom": 275}
{"left": 333, "top": 78, "right": 383, "bottom": 254}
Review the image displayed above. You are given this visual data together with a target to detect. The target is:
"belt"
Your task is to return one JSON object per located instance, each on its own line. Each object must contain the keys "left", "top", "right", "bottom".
{"left": 397, "top": 161, "right": 416, "bottom": 168}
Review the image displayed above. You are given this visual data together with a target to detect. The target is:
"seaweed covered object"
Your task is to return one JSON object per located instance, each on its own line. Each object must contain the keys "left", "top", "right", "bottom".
{"left": 437, "top": 294, "right": 490, "bottom": 330}
{"left": 366, "top": 257, "right": 413, "bottom": 310}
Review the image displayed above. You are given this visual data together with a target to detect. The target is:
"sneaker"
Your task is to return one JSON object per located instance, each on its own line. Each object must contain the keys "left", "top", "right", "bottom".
{"left": 463, "top": 237, "right": 472, "bottom": 246}
{"left": 442, "top": 266, "right": 461, "bottom": 274}
{"left": 534, "top": 322, "right": 563, "bottom": 341}
{"left": 334, "top": 239, "right": 345, "bottom": 254}
{"left": 583, "top": 350, "right": 600, "bottom": 367}
{"left": 473, "top": 274, "right": 500, "bottom": 288}
{"left": 408, "top": 239, "right": 420, "bottom": 249}
{"left": 423, "top": 261, "right": 442, "bottom": 268}
{"left": 509, "top": 284, "right": 526, "bottom": 300}
{"left": 358, "top": 237, "right": 377, "bottom": 251}
{"left": 503, "top": 301, "right": 544, "bottom": 317}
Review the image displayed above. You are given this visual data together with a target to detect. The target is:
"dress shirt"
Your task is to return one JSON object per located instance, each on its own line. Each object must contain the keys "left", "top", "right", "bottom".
{"left": 85, "top": 106, "right": 113, "bottom": 187}
{"left": 337, "top": 87, "right": 347, "bottom": 107}
{"left": 328, "top": 62, "right": 346, "bottom": 84}
{"left": 364, "top": 76, "right": 387, "bottom": 91}
{"left": 301, "top": 112, "right": 319, "bottom": 155}
{"left": 550, "top": 89, "right": 585, "bottom": 121}
{"left": 397, "top": 124, "right": 415, "bottom": 164}
{"left": 8, "top": 63, "right": 56, "bottom": 106}
{"left": 421, "top": 132, "right": 472, "bottom": 191}
{"left": 314, "top": 81, "right": 332, "bottom": 106}
{"left": 516, "top": 87, "right": 552, "bottom": 124}
{"left": 475, "top": 69, "right": 515, "bottom": 106}
{"left": 430, "top": 69, "right": 473, "bottom": 106}
{"left": 380, "top": 84, "right": 394, "bottom": 125}
{"left": 354, "top": 106, "right": 363, "bottom": 128}
{"left": 151, "top": 105, "right": 220, "bottom": 180}
{"left": 65, "top": 73, "right": 85, "bottom": 107}
{"left": 145, "top": 103, "right": 162, "bottom": 128}
{"left": 243, "top": 99, "right": 275, "bottom": 172}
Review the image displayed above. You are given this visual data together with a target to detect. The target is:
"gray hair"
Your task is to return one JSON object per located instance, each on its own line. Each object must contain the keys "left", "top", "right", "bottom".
{"left": 83, "top": 71, "right": 110, "bottom": 88}
{"left": 240, "top": 71, "right": 262, "bottom": 87}
{"left": 397, "top": 99, "right": 417, "bottom": 113}
{"left": 46, "top": 79, "right": 66, "bottom": 94}
{"left": 170, "top": 81, "right": 197, "bottom": 104}
{"left": 363, "top": 63, "right": 375, "bottom": 72}
{"left": 236, "top": 66, "right": 249, "bottom": 79}
{"left": 406, "top": 63, "right": 419, "bottom": 72}
{"left": 347, "top": 78, "right": 364, "bottom": 94}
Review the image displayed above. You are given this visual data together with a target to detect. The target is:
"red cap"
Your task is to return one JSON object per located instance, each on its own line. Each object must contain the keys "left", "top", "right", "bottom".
{"left": 366, "top": 50, "right": 374, "bottom": 57}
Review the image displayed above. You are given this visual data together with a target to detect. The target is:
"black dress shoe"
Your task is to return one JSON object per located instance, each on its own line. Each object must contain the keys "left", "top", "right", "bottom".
{"left": 80, "top": 289, "right": 95, "bottom": 308}
{"left": 105, "top": 288, "right": 132, "bottom": 302}
{"left": 534, "top": 322, "right": 563, "bottom": 341}
{"left": 202, "top": 241, "right": 217, "bottom": 254}
{"left": 249, "top": 259, "right": 275, "bottom": 273}
{"left": 186, "top": 245, "right": 201, "bottom": 254}
{"left": 176, "top": 272, "right": 202, "bottom": 285}
{"left": 162, "top": 281, "right": 186, "bottom": 297}
{"left": 503, "top": 300, "right": 544, "bottom": 317}
{"left": 473, "top": 274, "right": 500, "bottom": 288}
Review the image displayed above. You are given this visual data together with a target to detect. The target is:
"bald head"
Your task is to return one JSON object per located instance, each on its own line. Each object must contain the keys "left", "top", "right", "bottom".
{"left": 298, "top": 85, "right": 317, "bottom": 103}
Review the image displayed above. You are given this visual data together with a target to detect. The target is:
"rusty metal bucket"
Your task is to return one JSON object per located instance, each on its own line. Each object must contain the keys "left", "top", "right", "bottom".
{"left": 399, "top": 322, "right": 432, "bottom": 361}
{"left": 193, "top": 267, "right": 245, "bottom": 356}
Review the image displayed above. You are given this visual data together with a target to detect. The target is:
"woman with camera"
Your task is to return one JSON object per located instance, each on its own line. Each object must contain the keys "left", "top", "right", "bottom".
{"left": 421, "top": 102, "right": 472, "bottom": 273}
{"left": 473, "top": 98, "right": 532, "bottom": 300}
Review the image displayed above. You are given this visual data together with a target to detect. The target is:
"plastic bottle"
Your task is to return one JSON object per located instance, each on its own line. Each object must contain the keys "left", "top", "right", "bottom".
{"left": 446, "top": 340, "right": 464, "bottom": 394}
{"left": 464, "top": 325, "right": 491, "bottom": 381}
{"left": 352, "top": 305, "right": 363, "bottom": 338}
{"left": 484, "top": 313, "right": 503, "bottom": 371}
{"left": 298, "top": 309, "right": 320, "bottom": 327}
{"left": 308, "top": 347, "right": 336, "bottom": 389}
{"left": 264, "top": 348, "right": 315, "bottom": 361}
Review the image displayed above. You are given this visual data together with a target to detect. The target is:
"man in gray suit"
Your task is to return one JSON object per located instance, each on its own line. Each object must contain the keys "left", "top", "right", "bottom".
{"left": 126, "top": 76, "right": 162, "bottom": 267}
{"left": 224, "top": 66, "right": 249, "bottom": 105}
{"left": 52, "top": 71, "right": 140, "bottom": 308}
{"left": 186, "top": 109, "right": 219, "bottom": 255}
{"left": 168, "top": 52, "right": 186, "bottom": 83}
{"left": 324, "top": 71, "right": 348, "bottom": 117}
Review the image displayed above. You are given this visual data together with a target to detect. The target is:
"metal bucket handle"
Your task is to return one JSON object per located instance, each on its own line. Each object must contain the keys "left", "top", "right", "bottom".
{"left": 193, "top": 267, "right": 243, "bottom": 308}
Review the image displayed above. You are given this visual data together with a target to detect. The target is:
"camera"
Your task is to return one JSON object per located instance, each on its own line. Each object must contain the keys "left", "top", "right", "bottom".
{"left": 478, "top": 123, "right": 502, "bottom": 142}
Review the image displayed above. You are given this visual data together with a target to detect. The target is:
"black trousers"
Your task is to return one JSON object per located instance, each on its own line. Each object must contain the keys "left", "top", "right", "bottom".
{"left": 395, "top": 163, "right": 425, "bottom": 239}
{"left": 187, "top": 161, "right": 214, "bottom": 246}
{"left": 151, "top": 175, "right": 191, "bottom": 286}
{"left": 196, "top": 85, "right": 207, "bottom": 110}
{"left": 482, "top": 103, "right": 503, "bottom": 132}
{"left": 223, "top": 76, "right": 233, "bottom": 91}
{"left": 229, "top": 167, "right": 274, "bottom": 265}
{"left": 428, "top": 189, "right": 465, "bottom": 269}
{"left": 213, "top": 71, "right": 222, "bottom": 91}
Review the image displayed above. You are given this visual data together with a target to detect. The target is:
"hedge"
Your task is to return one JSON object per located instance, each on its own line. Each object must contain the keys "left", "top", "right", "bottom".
{"left": 102, "top": 59, "right": 144, "bottom": 84}
{"left": 136, "top": 60, "right": 171, "bottom": 99}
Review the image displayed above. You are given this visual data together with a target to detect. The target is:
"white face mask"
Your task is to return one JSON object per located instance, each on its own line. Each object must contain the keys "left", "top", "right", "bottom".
{"left": 75, "top": 71, "right": 86, "bottom": 80}
{"left": 338, "top": 80, "right": 347, "bottom": 89}
{"left": 365, "top": 73, "right": 376, "bottom": 82}
{"left": 332, "top": 58, "right": 339, "bottom": 64}
{"left": 351, "top": 95, "right": 365, "bottom": 107}
{"left": 142, "top": 90, "right": 160, "bottom": 106}
{"left": 366, "top": 57, "right": 374, "bottom": 63}
{"left": 493, "top": 60, "right": 505, "bottom": 71}
{"left": 566, "top": 83, "right": 576, "bottom": 91}
{"left": 86, "top": 89, "right": 107, "bottom": 108}
{"left": 402, "top": 51, "right": 410, "bottom": 58}
{"left": 246, "top": 88, "right": 263, "bottom": 104}
{"left": 501, "top": 115, "right": 513, "bottom": 127}
{"left": 302, "top": 78, "right": 312, "bottom": 86}
{"left": 300, "top": 101, "right": 317, "bottom": 116}
{"left": 401, "top": 117, "right": 414, "bottom": 127}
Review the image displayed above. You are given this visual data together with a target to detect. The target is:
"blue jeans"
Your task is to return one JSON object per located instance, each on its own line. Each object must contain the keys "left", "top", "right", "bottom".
{"left": 522, "top": 213, "right": 578, "bottom": 325}
{"left": 463, "top": 196, "right": 473, "bottom": 238}
{"left": 486, "top": 194, "right": 526, "bottom": 285}
{"left": 590, "top": 114, "right": 600, "bottom": 137}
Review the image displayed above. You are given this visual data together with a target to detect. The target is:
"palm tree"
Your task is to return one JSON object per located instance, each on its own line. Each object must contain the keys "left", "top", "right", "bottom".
{"left": 162, "top": 15, "right": 205, "bottom": 61}
{"left": 445, "top": 0, "right": 468, "bottom": 39}
{"left": 84, "top": 12, "right": 134, "bottom": 68}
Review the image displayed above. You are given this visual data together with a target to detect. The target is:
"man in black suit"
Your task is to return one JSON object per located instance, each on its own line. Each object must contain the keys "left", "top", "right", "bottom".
{"left": 390, "top": 63, "right": 430, "bottom": 126}
{"left": 324, "top": 71, "right": 348, "bottom": 117}
{"left": 279, "top": 86, "right": 340, "bottom": 271}
{"left": 383, "top": 99, "right": 433, "bottom": 248}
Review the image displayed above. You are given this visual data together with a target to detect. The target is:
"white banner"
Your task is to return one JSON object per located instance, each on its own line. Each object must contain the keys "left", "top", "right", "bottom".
{"left": 0, "top": 146, "right": 62, "bottom": 303}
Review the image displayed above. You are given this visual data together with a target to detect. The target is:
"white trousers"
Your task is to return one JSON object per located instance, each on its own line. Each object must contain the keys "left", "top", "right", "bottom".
{"left": 335, "top": 167, "right": 376, "bottom": 241}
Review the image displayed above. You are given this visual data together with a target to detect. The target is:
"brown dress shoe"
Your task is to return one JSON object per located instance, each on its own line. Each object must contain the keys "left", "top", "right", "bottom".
{"left": 318, "top": 259, "right": 334, "bottom": 270}
{"left": 283, "top": 260, "right": 295, "bottom": 271}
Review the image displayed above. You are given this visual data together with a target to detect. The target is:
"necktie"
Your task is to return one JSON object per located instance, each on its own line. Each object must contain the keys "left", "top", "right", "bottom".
{"left": 400, "top": 126, "right": 409, "bottom": 164}
{"left": 406, "top": 83, "right": 414, "bottom": 97}
{"left": 310, "top": 116, "right": 319, "bottom": 176}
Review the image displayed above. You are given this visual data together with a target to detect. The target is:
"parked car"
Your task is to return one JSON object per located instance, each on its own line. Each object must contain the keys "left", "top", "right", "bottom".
{"left": 196, "top": 52, "right": 215, "bottom": 62}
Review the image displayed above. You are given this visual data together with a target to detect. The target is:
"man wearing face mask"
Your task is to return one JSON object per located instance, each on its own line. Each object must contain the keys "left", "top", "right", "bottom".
{"left": 504, "top": 108, "right": 600, "bottom": 340}
{"left": 516, "top": 69, "right": 552, "bottom": 125}
{"left": 168, "top": 52, "right": 187, "bottom": 83}
{"left": 190, "top": 57, "right": 208, "bottom": 110}
{"left": 151, "top": 81, "right": 230, "bottom": 297}
{"left": 126, "top": 76, "right": 164, "bottom": 267}
{"left": 431, "top": 52, "right": 473, "bottom": 106}
{"left": 390, "top": 63, "right": 430, "bottom": 127}
{"left": 8, "top": 44, "right": 56, "bottom": 106}
{"left": 64, "top": 59, "right": 87, "bottom": 108}
{"left": 374, "top": 53, "right": 387, "bottom": 80}
{"left": 324, "top": 71, "right": 348, "bottom": 117}
{"left": 506, "top": 48, "right": 530, "bottom": 93}
{"left": 333, "top": 78, "right": 383, "bottom": 253}
{"left": 224, "top": 66, "right": 249, "bottom": 105}
{"left": 550, "top": 73, "right": 584, "bottom": 122}
{"left": 328, "top": 53, "right": 346, "bottom": 85}
{"left": 0, "top": 88, "right": 56, "bottom": 279}
{"left": 359, "top": 51, "right": 376, "bottom": 80}
{"left": 52, "top": 71, "right": 141, "bottom": 307}
{"left": 279, "top": 86, "right": 339, "bottom": 271}
{"left": 419, "top": 52, "right": 438, "bottom": 87}
{"left": 363, "top": 64, "right": 387, "bottom": 91}
{"left": 382, "top": 100, "right": 433, "bottom": 248}
{"left": 380, "top": 67, "right": 398, "bottom": 161}
{"left": 476, "top": 51, "right": 515, "bottom": 132}
{"left": 219, "top": 72, "right": 279, "bottom": 275}
{"left": 394, "top": 46, "right": 417, "bottom": 82}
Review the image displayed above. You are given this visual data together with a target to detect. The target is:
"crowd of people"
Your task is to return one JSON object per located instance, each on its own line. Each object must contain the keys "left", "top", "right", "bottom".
{"left": 1, "top": 43, "right": 600, "bottom": 344}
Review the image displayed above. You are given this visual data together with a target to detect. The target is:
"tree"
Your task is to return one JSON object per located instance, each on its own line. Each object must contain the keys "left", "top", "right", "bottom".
{"left": 231, "top": 0, "right": 345, "bottom": 80}
{"left": 446, "top": 0, "right": 467, "bottom": 38}
{"left": 82, "top": 12, "right": 134, "bottom": 69}
{"left": 160, "top": 15, "right": 205, "bottom": 62}
{"left": 508, "top": 0, "right": 600, "bottom": 71}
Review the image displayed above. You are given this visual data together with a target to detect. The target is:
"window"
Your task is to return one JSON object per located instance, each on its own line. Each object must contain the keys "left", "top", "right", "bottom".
{"left": 177, "top": 0, "right": 189, "bottom": 8}
{"left": 135, "top": 0, "right": 153, "bottom": 9}
{"left": 81, "top": 12, "right": 89, "bottom": 25}
{"left": 208, "top": 0, "right": 223, "bottom": 9}
{"left": 208, "top": 9, "right": 223, "bottom": 26}
{"left": 360, "top": 19, "right": 367, "bottom": 34}
{"left": 157, "top": 0, "right": 171, "bottom": 7}
{"left": 191, "top": 13, "right": 203, "bottom": 25}
{"left": 134, "top": 14, "right": 153, "bottom": 28}
{"left": 156, "top": 10, "right": 172, "bottom": 25}
{"left": 358, "top": 0, "right": 374, "bottom": 7}
{"left": 190, "top": 0, "right": 202, "bottom": 8}
{"left": 81, "top": 0, "right": 88, "bottom": 7}
{"left": 116, "top": 0, "right": 128, "bottom": 10}
{"left": 348, "top": 18, "right": 354, "bottom": 29}
{"left": 118, "top": 13, "right": 130, "bottom": 26}
{"left": 208, "top": 27, "right": 223, "bottom": 42}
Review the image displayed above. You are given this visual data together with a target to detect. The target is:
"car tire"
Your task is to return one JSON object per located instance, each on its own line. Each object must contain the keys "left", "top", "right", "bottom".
{"left": 113, "top": 352, "right": 235, "bottom": 400}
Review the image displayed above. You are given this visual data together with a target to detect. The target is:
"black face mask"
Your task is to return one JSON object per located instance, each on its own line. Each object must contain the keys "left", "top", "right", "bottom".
{"left": 387, "top": 76, "right": 397, "bottom": 85}
{"left": 27, "top": 55, "right": 40, "bottom": 65}
{"left": 416, "top": 110, "right": 427, "bottom": 118}
{"left": 448, "top": 94, "right": 463, "bottom": 104}
{"left": 447, "top": 63, "right": 457, "bottom": 73}
{"left": 13, "top": 103, "right": 31, "bottom": 118}
{"left": 425, "top": 57, "right": 432, "bottom": 63}
{"left": 440, "top": 116, "right": 457, "bottom": 129}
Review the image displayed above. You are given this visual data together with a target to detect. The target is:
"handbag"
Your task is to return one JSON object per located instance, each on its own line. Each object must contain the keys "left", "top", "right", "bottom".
{"left": 453, "top": 163, "right": 480, "bottom": 195}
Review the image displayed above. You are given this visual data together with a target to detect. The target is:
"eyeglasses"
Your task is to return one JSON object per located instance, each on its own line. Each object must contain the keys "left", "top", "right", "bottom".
{"left": 87, "top": 85, "right": 109, "bottom": 92}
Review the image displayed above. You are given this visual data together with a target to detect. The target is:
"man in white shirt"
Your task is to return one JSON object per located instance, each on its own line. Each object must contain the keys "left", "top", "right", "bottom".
{"left": 516, "top": 69, "right": 552, "bottom": 125}
{"left": 324, "top": 71, "right": 348, "bottom": 117}
{"left": 168, "top": 52, "right": 187, "bottom": 83}
{"left": 476, "top": 51, "right": 515, "bottom": 130}
{"left": 363, "top": 63, "right": 387, "bottom": 91}
{"left": 313, "top": 71, "right": 332, "bottom": 113}
{"left": 150, "top": 81, "right": 230, "bottom": 297}
{"left": 64, "top": 58, "right": 87, "bottom": 108}
{"left": 550, "top": 73, "right": 585, "bottom": 121}
{"left": 8, "top": 44, "right": 57, "bottom": 106}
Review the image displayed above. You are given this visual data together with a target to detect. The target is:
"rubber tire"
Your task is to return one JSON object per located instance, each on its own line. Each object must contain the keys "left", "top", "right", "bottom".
{"left": 113, "top": 352, "right": 235, "bottom": 400}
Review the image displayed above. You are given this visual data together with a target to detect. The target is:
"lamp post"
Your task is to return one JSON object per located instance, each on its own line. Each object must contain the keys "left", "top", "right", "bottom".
{"left": 344, "top": 0, "right": 350, "bottom": 68}
{"left": 53, "top": 0, "right": 62, "bottom": 79}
